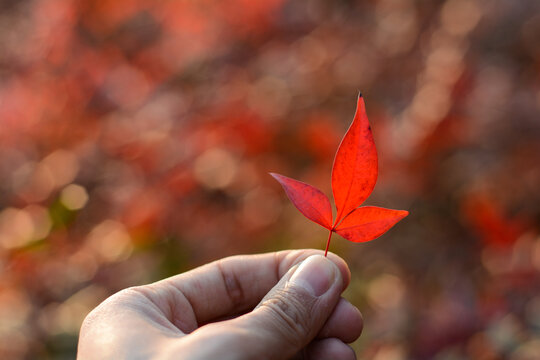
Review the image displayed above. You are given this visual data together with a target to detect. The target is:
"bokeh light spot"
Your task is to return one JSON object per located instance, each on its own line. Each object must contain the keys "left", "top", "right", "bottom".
{"left": 193, "top": 148, "right": 238, "bottom": 190}
{"left": 367, "top": 274, "right": 405, "bottom": 310}
{"left": 60, "top": 184, "right": 89, "bottom": 210}
{"left": 85, "top": 221, "right": 133, "bottom": 263}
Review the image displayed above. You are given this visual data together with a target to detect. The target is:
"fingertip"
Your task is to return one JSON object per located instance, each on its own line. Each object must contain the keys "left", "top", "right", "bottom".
{"left": 276, "top": 249, "right": 351, "bottom": 290}
{"left": 318, "top": 298, "right": 363, "bottom": 343}
{"left": 325, "top": 251, "right": 351, "bottom": 289}
{"left": 289, "top": 255, "right": 339, "bottom": 297}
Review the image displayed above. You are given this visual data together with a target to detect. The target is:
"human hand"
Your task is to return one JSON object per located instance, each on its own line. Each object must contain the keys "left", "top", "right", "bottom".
{"left": 77, "top": 249, "right": 363, "bottom": 359}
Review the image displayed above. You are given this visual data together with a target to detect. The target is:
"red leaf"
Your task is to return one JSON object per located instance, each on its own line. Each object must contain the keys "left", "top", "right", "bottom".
{"left": 270, "top": 94, "right": 408, "bottom": 256}
{"left": 332, "top": 95, "right": 378, "bottom": 224}
{"left": 335, "top": 206, "right": 409, "bottom": 243}
{"left": 270, "top": 173, "right": 333, "bottom": 229}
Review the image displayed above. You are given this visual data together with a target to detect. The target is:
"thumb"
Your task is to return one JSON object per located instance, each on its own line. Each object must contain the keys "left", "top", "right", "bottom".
{"left": 236, "top": 254, "right": 345, "bottom": 359}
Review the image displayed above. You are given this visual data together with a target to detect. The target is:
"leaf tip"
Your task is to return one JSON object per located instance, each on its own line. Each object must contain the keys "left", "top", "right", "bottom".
{"left": 269, "top": 172, "right": 288, "bottom": 186}
{"left": 393, "top": 210, "right": 409, "bottom": 223}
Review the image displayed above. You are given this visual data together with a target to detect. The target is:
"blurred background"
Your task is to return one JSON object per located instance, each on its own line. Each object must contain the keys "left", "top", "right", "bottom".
{"left": 0, "top": 0, "right": 539, "bottom": 358}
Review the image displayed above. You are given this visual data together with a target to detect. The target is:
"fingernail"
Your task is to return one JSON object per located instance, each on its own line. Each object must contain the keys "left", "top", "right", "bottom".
{"left": 289, "top": 255, "right": 337, "bottom": 297}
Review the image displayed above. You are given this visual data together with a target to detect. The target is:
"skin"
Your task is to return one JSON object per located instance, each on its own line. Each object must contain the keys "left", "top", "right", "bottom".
{"left": 78, "top": 249, "right": 363, "bottom": 360}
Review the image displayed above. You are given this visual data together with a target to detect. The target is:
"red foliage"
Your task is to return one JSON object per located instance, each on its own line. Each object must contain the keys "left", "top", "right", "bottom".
{"left": 272, "top": 96, "right": 408, "bottom": 254}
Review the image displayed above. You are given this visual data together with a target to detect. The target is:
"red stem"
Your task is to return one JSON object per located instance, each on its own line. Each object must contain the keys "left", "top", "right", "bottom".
{"left": 324, "top": 229, "right": 333, "bottom": 257}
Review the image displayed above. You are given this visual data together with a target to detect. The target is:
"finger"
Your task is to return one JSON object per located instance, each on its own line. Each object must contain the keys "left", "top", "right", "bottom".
{"left": 193, "top": 255, "right": 346, "bottom": 359}
{"left": 306, "top": 338, "right": 356, "bottom": 360}
{"left": 148, "top": 249, "right": 350, "bottom": 330}
{"left": 317, "top": 298, "right": 363, "bottom": 343}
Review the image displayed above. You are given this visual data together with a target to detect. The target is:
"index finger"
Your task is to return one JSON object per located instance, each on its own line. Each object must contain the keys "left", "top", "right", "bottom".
{"left": 147, "top": 249, "right": 350, "bottom": 331}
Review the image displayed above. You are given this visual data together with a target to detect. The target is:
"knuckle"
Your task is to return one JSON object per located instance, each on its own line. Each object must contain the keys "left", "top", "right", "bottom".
{"left": 109, "top": 287, "right": 147, "bottom": 306}
{"left": 92, "top": 286, "right": 152, "bottom": 315}
{"left": 216, "top": 260, "right": 245, "bottom": 308}
{"left": 259, "top": 288, "right": 316, "bottom": 347}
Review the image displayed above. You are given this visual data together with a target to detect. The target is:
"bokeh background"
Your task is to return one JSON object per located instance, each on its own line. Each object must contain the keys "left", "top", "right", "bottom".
{"left": 1, "top": 0, "right": 539, "bottom": 358}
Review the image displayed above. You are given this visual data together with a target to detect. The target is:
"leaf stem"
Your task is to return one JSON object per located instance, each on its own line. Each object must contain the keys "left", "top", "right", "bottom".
{"left": 324, "top": 229, "right": 333, "bottom": 257}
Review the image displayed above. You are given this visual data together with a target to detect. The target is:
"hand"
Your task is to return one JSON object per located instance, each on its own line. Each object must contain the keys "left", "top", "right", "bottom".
{"left": 77, "top": 249, "right": 363, "bottom": 359}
